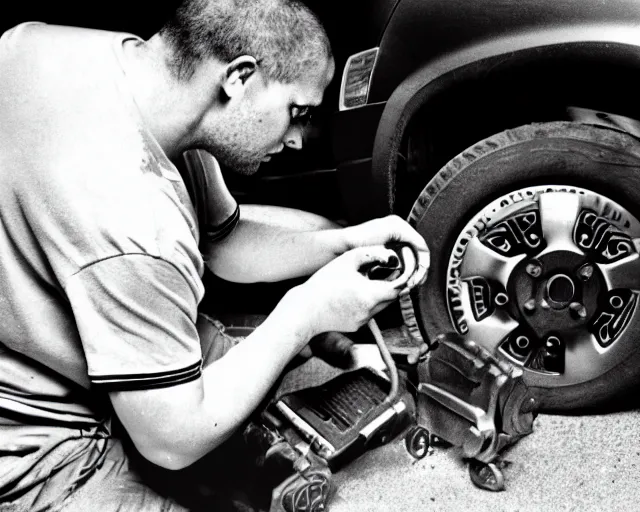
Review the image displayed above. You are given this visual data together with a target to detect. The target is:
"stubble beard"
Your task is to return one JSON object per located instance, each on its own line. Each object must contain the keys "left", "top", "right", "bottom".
{"left": 198, "top": 138, "right": 262, "bottom": 176}
{"left": 214, "top": 146, "right": 261, "bottom": 176}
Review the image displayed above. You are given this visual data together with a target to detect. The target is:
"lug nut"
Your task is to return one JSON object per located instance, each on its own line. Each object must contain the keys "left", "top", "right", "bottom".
{"left": 523, "top": 299, "right": 536, "bottom": 312}
{"left": 578, "top": 264, "right": 594, "bottom": 281}
{"left": 569, "top": 302, "right": 587, "bottom": 319}
{"left": 525, "top": 261, "right": 543, "bottom": 278}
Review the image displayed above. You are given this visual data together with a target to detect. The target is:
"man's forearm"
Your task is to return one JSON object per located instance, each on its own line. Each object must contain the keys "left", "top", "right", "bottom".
{"left": 206, "top": 209, "right": 346, "bottom": 283}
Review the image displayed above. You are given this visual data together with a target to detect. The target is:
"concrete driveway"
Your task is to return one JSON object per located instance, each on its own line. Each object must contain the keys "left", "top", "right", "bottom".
{"left": 329, "top": 406, "right": 639, "bottom": 512}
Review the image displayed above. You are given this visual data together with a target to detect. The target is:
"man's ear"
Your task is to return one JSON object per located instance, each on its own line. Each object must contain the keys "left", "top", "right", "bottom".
{"left": 220, "top": 55, "right": 258, "bottom": 100}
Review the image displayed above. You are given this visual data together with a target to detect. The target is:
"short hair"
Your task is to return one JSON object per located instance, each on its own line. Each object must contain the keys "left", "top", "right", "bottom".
{"left": 159, "top": 0, "right": 332, "bottom": 83}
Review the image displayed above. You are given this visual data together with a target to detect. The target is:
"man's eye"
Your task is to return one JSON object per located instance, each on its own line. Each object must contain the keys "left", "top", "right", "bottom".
{"left": 291, "top": 106, "right": 312, "bottom": 124}
{"left": 293, "top": 106, "right": 309, "bottom": 118}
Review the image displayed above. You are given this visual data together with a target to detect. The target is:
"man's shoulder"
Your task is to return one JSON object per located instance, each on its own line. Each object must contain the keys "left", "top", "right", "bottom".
{"left": 0, "top": 22, "right": 135, "bottom": 83}
{"left": 1, "top": 22, "right": 117, "bottom": 51}
{"left": 0, "top": 20, "right": 140, "bottom": 152}
{"left": 0, "top": 21, "right": 42, "bottom": 43}
{"left": 1, "top": 21, "right": 47, "bottom": 44}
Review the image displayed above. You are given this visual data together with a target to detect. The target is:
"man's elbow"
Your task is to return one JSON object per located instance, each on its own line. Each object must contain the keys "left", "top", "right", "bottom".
{"left": 131, "top": 426, "right": 234, "bottom": 471}
{"left": 138, "top": 445, "right": 198, "bottom": 470}
{"left": 134, "top": 435, "right": 211, "bottom": 470}
{"left": 109, "top": 375, "right": 237, "bottom": 470}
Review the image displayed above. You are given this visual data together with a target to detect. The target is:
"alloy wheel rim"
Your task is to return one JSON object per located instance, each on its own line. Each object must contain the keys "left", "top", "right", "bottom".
{"left": 441, "top": 185, "right": 640, "bottom": 386}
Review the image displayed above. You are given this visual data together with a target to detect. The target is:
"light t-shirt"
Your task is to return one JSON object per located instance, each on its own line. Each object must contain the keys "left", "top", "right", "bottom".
{"left": 0, "top": 22, "right": 228, "bottom": 425}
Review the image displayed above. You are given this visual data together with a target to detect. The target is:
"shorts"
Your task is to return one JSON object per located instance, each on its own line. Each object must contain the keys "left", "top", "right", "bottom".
{"left": 0, "top": 314, "right": 262, "bottom": 512}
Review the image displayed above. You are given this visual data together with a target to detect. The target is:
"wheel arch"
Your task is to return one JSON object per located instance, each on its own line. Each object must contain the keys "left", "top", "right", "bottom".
{"left": 370, "top": 26, "right": 640, "bottom": 219}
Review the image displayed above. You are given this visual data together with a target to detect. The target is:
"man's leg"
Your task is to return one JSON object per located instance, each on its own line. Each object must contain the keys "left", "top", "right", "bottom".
{"left": 57, "top": 433, "right": 189, "bottom": 512}
{"left": 0, "top": 417, "right": 188, "bottom": 512}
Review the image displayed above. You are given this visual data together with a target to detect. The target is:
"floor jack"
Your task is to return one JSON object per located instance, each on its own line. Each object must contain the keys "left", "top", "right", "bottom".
{"left": 244, "top": 353, "right": 415, "bottom": 512}
{"left": 244, "top": 244, "right": 539, "bottom": 511}
{"left": 243, "top": 244, "right": 418, "bottom": 511}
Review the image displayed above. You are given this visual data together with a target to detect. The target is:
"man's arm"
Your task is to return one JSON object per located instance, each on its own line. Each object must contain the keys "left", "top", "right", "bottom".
{"left": 206, "top": 206, "right": 429, "bottom": 287}
{"left": 180, "top": 150, "right": 428, "bottom": 285}
{"left": 204, "top": 208, "right": 345, "bottom": 283}
{"left": 110, "top": 245, "right": 414, "bottom": 470}
{"left": 110, "top": 287, "right": 309, "bottom": 470}
{"left": 237, "top": 204, "right": 342, "bottom": 232}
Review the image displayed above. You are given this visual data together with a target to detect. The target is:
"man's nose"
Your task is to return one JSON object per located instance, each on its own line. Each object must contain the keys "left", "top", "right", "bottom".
{"left": 284, "top": 125, "right": 304, "bottom": 150}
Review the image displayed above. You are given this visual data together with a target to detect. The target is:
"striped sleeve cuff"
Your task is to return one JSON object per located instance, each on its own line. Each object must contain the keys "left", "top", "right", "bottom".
{"left": 90, "top": 360, "right": 202, "bottom": 391}
{"left": 203, "top": 204, "right": 240, "bottom": 243}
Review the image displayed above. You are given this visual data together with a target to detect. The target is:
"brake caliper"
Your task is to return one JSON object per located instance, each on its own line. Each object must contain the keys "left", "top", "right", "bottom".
{"left": 406, "top": 333, "right": 539, "bottom": 491}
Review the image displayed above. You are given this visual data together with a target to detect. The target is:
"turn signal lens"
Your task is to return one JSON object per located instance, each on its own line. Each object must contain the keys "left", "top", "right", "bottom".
{"left": 339, "top": 48, "right": 379, "bottom": 111}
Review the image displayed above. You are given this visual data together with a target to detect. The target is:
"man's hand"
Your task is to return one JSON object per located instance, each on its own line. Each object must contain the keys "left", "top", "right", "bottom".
{"left": 340, "top": 215, "right": 430, "bottom": 291}
{"left": 297, "top": 331, "right": 355, "bottom": 368}
{"left": 289, "top": 245, "right": 415, "bottom": 337}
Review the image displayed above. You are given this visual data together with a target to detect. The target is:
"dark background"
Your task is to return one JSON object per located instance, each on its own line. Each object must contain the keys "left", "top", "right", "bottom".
{"left": 3, "top": 0, "right": 179, "bottom": 38}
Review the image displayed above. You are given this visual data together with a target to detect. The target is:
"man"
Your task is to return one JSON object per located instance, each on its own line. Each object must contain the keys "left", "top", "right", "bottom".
{"left": 0, "top": 0, "right": 429, "bottom": 510}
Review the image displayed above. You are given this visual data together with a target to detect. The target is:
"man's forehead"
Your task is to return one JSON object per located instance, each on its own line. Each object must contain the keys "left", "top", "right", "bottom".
{"left": 290, "top": 87, "right": 324, "bottom": 107}
{"left": 289, "top": 59, "right": 335, "bottom": 104}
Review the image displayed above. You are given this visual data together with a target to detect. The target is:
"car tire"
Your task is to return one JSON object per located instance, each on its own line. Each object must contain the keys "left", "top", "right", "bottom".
{"left": 401, "top": 121, "right": 640, "bottom": 411}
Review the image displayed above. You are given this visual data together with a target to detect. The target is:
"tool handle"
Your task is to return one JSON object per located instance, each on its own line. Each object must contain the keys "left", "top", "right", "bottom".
{"left": 361, "top": 243, "right": 419, "bottom": 405}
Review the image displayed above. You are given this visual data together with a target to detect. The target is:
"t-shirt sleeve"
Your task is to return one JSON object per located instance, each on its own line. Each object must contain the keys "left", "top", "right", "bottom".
{"left": 178, "top": 150, "right": 240, "bottom": 248}
{"left": 65, "top": 253, "right": 202, "bottom": 391}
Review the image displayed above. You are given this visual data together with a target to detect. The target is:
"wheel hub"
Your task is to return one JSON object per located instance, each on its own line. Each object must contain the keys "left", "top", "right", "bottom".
{"left": 510, "top": 250, "right": 604, "bottom": 337}
{"left": 546, "top": 274, "right": 574, "bottom": 306}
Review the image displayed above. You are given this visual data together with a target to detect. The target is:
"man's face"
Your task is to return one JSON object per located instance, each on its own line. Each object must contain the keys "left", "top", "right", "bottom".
{"left": 197, "top": 57, "right": 335, "bottom": 175}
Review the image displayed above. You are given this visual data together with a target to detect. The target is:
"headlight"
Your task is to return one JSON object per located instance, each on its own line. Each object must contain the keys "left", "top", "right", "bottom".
{"left": 339, "top": 47, "right": 379, "bottom": 111}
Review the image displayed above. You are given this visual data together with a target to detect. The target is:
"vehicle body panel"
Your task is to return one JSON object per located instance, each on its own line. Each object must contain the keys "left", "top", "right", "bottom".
{"left": 370, "top": 0, "right": 640, "bottom": 102}
{"left": 334, "top": 0, "right": 640, "bottom": 222}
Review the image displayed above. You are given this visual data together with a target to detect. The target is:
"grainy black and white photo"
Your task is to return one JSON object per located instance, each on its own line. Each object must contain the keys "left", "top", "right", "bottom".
{"left": 0, "top": 1, "right": 639, "bottom": 511}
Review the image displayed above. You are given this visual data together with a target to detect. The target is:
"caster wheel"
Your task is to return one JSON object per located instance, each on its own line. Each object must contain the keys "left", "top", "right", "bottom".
{"left": 273, "top": 470, "right": 332, "bottom": 512}
{"left": 404, "top": 426, "right": 430, "bottom": 459}
{"left": 468, "top": 460, "right": 505, "bottom": 492}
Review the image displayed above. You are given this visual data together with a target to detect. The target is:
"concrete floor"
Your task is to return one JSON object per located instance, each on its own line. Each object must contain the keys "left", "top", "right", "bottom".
{"left": 329, "top": 408, "right": 640, "bottom": 512}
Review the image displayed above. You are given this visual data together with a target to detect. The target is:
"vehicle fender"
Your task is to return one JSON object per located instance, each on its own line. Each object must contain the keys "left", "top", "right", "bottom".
{"left": 370, "top": 24, "right": 640, "bottom": 218}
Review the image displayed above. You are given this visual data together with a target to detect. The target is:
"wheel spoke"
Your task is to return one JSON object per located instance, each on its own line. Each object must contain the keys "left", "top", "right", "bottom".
{"left": 599, "top": 251, "right": 640, "bottom": 292}
{"left": 460, "top": 280, "right": 519, "bottom": 354}
{"left": 561, "top": 330, "right": 605, "bottom": 382}
{"left": 466, "top": 310, "right": 519, "bottom": 355}
{"left": 538, "top": 192, "right": 583, "bottom": 253}
{"left": 459, "top": 237, "right": 525, "bottom": 289}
